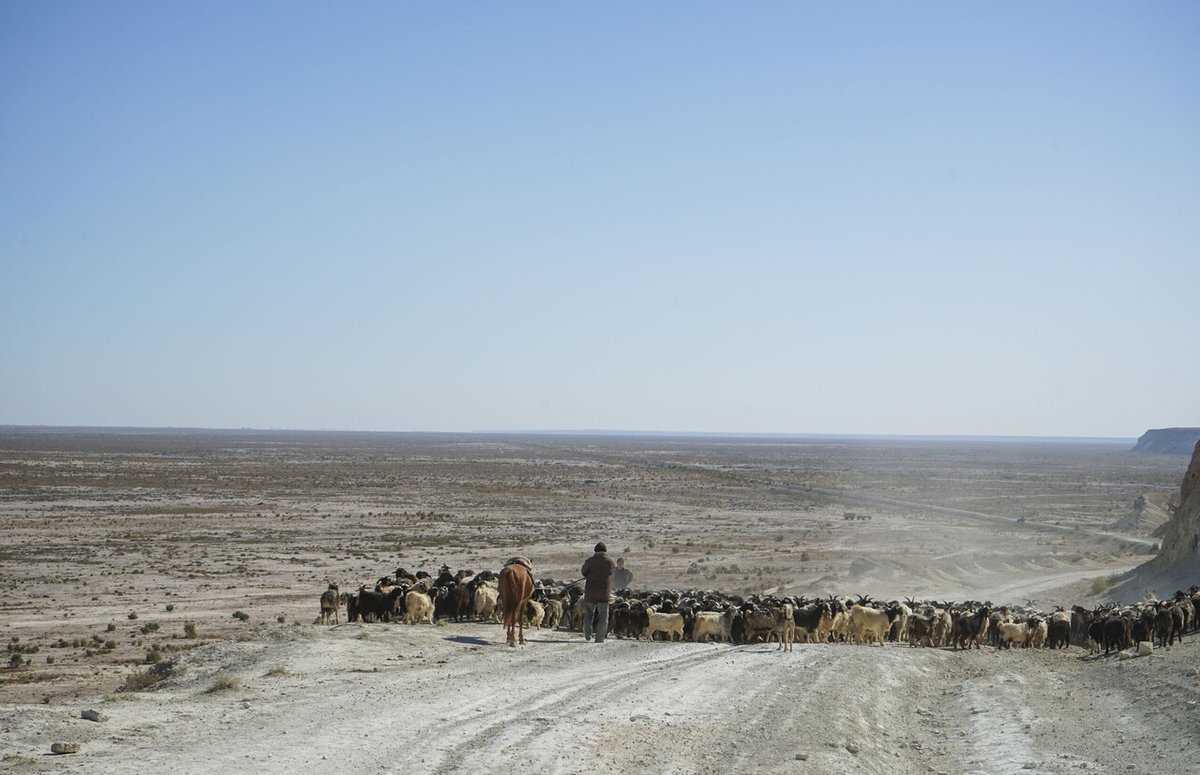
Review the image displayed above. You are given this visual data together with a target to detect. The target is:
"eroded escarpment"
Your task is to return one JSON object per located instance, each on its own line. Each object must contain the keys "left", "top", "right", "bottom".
{"left": 1131, "top": 428, "right": 1200, "bottom": 455}
{"left": 1122, "top": 441, "right": 1200, "bottom": 594}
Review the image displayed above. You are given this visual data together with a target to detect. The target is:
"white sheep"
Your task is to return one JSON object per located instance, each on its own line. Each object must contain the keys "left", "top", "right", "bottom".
{"left": 848, "top": 604, "right": 891, "bottom": 646}
{"left": 997, "top": 621, "right": 1028, "bottom": 649}
{"left": 473, "top": 583, "right": 499, "bottom": 622}
{"left": 930, "top": 609, "right": 953, "bottom": 647}
{"left": 405, "top": 589, "right": 434, "bottom": 625}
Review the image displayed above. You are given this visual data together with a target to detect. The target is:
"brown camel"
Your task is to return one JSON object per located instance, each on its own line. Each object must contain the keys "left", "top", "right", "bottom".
{"left": 498, "top": 557, "right": 534, "bottom": 647}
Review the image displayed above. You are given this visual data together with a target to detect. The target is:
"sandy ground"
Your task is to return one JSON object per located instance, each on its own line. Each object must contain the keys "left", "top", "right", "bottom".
{"left": 1, "top": 429, "right": 1197, "bottom": 773}
{"left": 3, "top": 618, "right": 1198, "bottom": 775}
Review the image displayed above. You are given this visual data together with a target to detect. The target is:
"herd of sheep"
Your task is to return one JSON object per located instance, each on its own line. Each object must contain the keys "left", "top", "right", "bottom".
{"left": 317, "top": 565, "right": 1200, "bottom": 657}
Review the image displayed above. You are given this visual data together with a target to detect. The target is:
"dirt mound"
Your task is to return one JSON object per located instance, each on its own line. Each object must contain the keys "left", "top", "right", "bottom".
{"left": 1108, "top": 493, "right": 1174, "bottom": 534}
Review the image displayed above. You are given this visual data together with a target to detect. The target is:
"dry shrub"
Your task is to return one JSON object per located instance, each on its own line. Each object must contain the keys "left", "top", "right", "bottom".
{"left": 205, "top": 672, "right": 242, "bottom": 693}
{"left": 117, "top": 660, "right": 175, "bottom": 693}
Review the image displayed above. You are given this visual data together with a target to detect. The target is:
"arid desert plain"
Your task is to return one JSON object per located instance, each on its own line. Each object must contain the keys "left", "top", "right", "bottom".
{"left": 2, "top": 428, "right": 1198, "bottom": 774}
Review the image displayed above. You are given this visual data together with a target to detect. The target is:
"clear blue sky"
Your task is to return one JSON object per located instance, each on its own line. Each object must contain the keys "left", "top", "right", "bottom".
{"left": 2, "top": 2, "right": 1197, "bottom": 437}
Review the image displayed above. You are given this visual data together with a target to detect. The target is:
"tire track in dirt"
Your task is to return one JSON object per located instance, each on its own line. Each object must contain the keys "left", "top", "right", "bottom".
{"left": 430, "top": 641, "right": 735, "bottom": 774}
{"left": 9, "top": 621, "right": 1198, "bottom": 775}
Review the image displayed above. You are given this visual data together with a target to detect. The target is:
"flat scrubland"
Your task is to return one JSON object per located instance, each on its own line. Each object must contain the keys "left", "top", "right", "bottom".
{"left": 1, "top": 428, "right": 1196, "bottom": 774}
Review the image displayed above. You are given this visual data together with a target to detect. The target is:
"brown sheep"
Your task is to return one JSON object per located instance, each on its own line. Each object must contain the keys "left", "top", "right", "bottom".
{"left": 773, "top": 603, "right": 795, "bottom": 651}
{"left": 541, "top": 598, "right": 563, "bottom": 630}
{"left": 319, "top": 584, "right": 340, "bottom": 625}
{"left": 524, "top": 599, "right": 545, "bottom": 629}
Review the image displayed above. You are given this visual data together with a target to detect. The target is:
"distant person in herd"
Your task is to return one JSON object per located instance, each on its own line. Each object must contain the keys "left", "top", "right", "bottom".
{"left": 580, "top": 542, "right": 615, "bottom": 643}
{"left": 613, "top": 556, "right": 633, "bottom": 590}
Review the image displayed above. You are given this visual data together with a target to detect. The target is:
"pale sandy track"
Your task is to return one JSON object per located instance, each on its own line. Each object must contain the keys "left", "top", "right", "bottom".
{"left": 919, "top": 564, "right": 1137, "bottom": 606}
{"left": 773, "top": 483, "right": 1158, "bottom": 547}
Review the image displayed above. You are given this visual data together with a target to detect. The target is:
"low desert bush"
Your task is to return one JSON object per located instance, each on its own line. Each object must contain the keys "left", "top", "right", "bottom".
{"left": 119, "top": 670, "right": 160, "bottom": 692}
{"left": 232, "top": 611, "right": 250, "bottom": 622}
{"left": 205, "top": 673, "right": 242, "bottom": 693}
{"left": 7, "top": 642, "right": 39, "bottom": 655}
{"left": 183, "top": 621, "right": 197, "bottom": 639}
{"left": 116, "top": 661, "right": 174, "bottom": 693}
{"left": 1090, "top": 576, "right": 1110, "bottom": 596}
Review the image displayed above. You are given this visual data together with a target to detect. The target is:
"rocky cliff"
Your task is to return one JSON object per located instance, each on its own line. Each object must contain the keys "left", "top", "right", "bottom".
{"left": 1120, "top": 441, "right": 1200, "bottom": 596}
{"left": 1152, "top": 441, "right": 1200, "bottom": 567}
{"left": 1131, "top": 428, "right": 1200, "bottom": 455}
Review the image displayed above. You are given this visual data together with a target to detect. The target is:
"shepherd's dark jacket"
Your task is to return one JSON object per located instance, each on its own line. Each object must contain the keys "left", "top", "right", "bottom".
{"left": 580, "top": 552, "right": 615, "bottom": 603}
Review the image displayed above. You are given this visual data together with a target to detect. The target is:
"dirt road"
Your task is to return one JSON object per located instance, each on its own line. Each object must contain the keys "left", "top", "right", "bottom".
{"left": 4, "top": 620, "right": 1196, "bottom": 775}
{"left": 778, "top": 483, "right": 1159, "bottom": 547}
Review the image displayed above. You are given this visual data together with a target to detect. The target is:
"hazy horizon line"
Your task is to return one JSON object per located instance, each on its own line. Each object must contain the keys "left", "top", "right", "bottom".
{"left": 0, "top": 423, "right": 1142, "bottom": 444}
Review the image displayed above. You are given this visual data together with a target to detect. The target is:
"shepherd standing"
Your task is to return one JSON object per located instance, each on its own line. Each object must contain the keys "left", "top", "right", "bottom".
{"left": 580, "top": 542, "right": 614, "bottom": 643}
{"left": 613, "top": 557, "right": 633, "bottom": 590}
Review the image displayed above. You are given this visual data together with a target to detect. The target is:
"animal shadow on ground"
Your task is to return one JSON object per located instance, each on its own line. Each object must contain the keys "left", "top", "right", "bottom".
{"left": 445, "top": 635, "right": 492, "bottom": 646}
